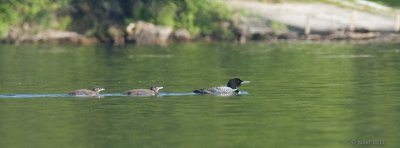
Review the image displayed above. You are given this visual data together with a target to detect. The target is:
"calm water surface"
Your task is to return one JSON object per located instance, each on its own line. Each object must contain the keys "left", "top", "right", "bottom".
{"left": 0, "top": 42, "right": 399, "bottom": 147}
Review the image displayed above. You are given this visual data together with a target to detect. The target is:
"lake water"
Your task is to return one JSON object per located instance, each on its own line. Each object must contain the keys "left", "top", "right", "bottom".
{"left": 0, "top": 42, "right": 399, "bottom": 147}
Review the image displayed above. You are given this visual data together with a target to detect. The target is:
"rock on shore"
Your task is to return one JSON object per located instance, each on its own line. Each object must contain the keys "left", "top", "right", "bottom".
{"left": 126, "top": 21, "right": 173, "bottom": 46}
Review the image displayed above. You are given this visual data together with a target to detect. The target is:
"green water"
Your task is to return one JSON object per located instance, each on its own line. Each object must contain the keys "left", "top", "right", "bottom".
{"left": 0, "top": 42, "right": 399, "bottom": 148}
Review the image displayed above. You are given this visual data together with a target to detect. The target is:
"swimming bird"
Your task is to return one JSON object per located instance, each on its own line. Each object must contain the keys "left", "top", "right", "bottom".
{"left": 193, "top": 78, "right": 250, "bottom": 96}
{"left": 124, "top": 86, "right": 164, "bottom": 96}
{"left": 68, "top": 86, "right": 105, "bottom": 97}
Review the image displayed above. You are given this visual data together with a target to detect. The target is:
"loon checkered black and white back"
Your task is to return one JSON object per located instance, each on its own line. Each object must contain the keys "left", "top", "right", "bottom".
{"left": 193, "top": 78, "right": 250, "bottom": 96}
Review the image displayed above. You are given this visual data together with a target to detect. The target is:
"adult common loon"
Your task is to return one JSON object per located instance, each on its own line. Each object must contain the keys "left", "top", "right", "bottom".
{"left": 68, "top": 86, "right": 105, "bottom": 97}
{"left": 124, "top": 86, "right": 164, "bottom": 96}
{"left": 193, "top": 78, "right": 250, "bottom": 95}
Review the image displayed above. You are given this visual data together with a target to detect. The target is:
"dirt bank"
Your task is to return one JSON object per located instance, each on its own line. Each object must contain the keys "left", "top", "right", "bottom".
{"left": 225, "top": 0, "right": 397, "bottom": 32}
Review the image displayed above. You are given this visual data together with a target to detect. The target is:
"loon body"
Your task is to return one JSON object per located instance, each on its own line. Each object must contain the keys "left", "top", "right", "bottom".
{"left": 68, "top": 87, "right": 105, "bottom": 97}
{"left": 193, "top": 78, "right": 250, "bottom": 96}
{"left": 125, "top": 86, "right": 164, "bottom": 96}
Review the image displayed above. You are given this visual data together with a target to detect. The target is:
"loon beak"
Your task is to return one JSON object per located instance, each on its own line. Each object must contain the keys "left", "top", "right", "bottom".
{"left": 157, "top": 87, "right": 164, "bottom": 90}
{"left": 241, "top": 81, "right": 250, "bottom": 84}
{"left": 100, "top": 88, "right": 105, "bottom": 91}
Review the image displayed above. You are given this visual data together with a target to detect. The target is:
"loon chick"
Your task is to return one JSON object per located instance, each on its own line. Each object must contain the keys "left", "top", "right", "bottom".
{"left": 193, "top": 78, "right": 250, "bottom": 95}
{"left": 68, "top": 86, "right": 105, "bottom": 97}
{"left": 124, "top": 86, "right": 164, "bottom": 96}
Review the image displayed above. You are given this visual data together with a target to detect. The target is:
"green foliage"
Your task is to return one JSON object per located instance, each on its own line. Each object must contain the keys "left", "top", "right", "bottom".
{"left": 192, "top": 0, "right": 233, "bottom": 36}
{"left": 0, "top": 0, "right": 235, "bottom": 39}
{"left": 0, "top": 2, "right": 23, "bottom": 36}
{"left": 126, "top": 0, "right": 233, "bottom": 37}
{"left": 56, "top": 16, "right": 73, "bottom": 30}
{"left": 155, "top": 1, "right": 177, "bottom": 27}
{"left": 0, "top": 0, "right": 70, "bottom": 37}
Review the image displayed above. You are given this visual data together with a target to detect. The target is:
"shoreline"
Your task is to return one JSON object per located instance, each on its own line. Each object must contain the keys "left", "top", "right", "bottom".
{"left": 3, "top": 0, "right": 400, "bottom": 46}
{"left": 2, "top": 28, "right": 400, "bottom": 45}
{"left": 2, "top": 33, "right": 400, "bottom": 46}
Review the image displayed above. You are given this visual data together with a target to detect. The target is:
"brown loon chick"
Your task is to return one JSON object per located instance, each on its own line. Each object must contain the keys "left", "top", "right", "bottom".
{"left": 68, "top": 86, "right": 105, "bottom": 97}
{"left": 124, "top": 86, "right": 164, "bottom": 96}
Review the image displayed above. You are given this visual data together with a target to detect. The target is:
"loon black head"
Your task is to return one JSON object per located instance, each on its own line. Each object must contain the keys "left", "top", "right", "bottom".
{"left": 92, "top": 86, "right": 105, "bottom": 93}
{"left": 150, "top": 86, "right": 164, "bottom": 93}
{"left": 227, "top": 78, "right": 250, "bottom": 89}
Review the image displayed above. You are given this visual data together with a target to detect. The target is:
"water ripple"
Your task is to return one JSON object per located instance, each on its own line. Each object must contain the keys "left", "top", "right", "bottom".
{"left": 0, "top": 91, "right": 249, "bottom": 98}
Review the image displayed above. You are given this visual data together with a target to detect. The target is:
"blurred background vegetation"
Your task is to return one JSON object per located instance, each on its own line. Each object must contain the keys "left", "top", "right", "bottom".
{"left": 0, "top": 0, "right": 233, "bottom": 39}
{"left": 0, "top": 0, "right": 68, "bottom": 36}
{"left": 1, "top": 0, "right": 398, "bottom": 41}
{"left": 369, "top": 0, "right": 400, "bottom": 7}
